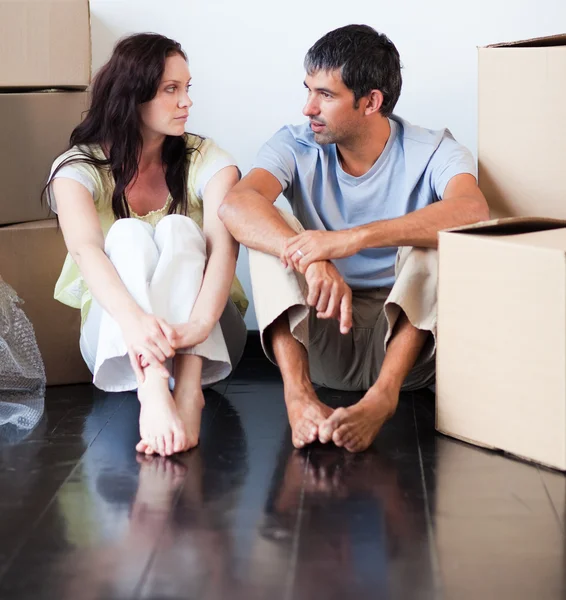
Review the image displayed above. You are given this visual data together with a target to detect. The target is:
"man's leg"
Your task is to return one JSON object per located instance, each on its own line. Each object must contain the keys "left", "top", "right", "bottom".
{"left": 248, "top": 209, "right": 334, "bottom": 449}
{"left": 319, "top": 246, "right": 438, "bottom": 452}
{"left": 267, "top": 313, "right": 333, "bottom": 449}
{"left": 318, "top": 312, "right": 428, "bottom": 451}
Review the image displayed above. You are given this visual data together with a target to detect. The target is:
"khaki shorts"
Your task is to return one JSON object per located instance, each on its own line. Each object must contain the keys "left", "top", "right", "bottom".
{"left": 248, "top": 210, "right": 437, "bottom": 392}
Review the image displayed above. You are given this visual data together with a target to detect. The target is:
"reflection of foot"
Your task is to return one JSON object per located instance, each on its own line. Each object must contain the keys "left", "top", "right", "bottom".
{"left": 131, "top": 455, "right": 187, "bottom": 521}
{"left": 136, "top": 368, "right": 188, "bottom": 457}
{"left": 318, "top": 385, "right": 398, "bottom": 452}
{"left": 286, "top": 386, "right": 333, "bottom": 449}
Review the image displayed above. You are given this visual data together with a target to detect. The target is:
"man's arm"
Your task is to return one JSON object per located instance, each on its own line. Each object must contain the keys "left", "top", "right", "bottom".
{"left": 283, "top": 174, "right": 490, "bottom": 272}
{"left": 218, "top": 166, "right": 353, "bottom": 334}
{"left": 218, "top": 167, "right": 297, "bottom": 256}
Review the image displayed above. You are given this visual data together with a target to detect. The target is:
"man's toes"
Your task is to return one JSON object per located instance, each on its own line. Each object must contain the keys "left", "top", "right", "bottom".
{"left": 319, "top": 408, "right": 347, "bottom": 443}
{"left": 298, "top": 419, "right": 318, "bottom": 443}
{"left": 345, "top": 437, "right": 368, "bottom": 453}
{"left": 332, "top": 425, "right": 351, "bottom": 448}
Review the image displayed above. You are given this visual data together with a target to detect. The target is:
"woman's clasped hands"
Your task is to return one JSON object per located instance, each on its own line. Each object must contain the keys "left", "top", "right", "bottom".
{"left": 120, "top": 309, "right": 212, "bottom": 384}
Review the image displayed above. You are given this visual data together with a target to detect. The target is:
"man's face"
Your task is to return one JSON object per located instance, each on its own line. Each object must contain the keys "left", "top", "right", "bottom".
{"left": 302, "top": 69, "right": 365, "bottom": 145}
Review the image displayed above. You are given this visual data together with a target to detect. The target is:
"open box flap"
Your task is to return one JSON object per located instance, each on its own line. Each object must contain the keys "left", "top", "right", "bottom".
{"left": 483, "top": 33, "right": 566, "bottom": 48}
{"left": 443, "top": 216, "right": 566, "bottom": 236}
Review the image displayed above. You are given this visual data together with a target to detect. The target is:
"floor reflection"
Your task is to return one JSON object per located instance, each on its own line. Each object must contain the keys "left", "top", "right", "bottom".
{"left": 51, "top": 390, "right": 250, "bottom": 600}
{"left": 255, "top": 432, "right": 434, "bottom": 600}
{"left": 433, "top": 436, "right": 566, "bottom": 599}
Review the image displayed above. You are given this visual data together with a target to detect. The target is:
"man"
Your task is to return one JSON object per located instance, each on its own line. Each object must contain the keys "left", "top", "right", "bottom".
{"left": 219, "top": 24, "right": 489, "bottom": 452}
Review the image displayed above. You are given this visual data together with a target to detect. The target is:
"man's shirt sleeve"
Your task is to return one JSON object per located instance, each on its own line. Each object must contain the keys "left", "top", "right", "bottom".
{"left": 252, "top": 126, "right": 297, "bottom": 194}
{"left": 429, "top": 131, "right": 477, "bottom": 200}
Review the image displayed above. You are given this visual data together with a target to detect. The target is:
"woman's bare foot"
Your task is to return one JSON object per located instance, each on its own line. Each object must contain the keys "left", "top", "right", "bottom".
{"left": 318, "top": 384, "right": 399, "bottom": 452}
{"left": 285, "top": 384, "right": 334, "bottom": 449}
{"left": 174, "top": 385, "right": 204, "bottom": 452}
{"left": 135, "top": 365, "right": 188, "bottom": 457}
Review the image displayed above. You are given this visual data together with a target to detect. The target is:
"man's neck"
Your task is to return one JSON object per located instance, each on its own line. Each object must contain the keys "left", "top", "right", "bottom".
{"left": 337, "top": 117, "right": 391, "bottom": 177}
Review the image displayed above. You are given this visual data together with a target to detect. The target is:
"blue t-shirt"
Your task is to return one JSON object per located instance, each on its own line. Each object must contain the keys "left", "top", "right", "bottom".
{"left": 253, "top": 115, "right": 476, "bottom": 289}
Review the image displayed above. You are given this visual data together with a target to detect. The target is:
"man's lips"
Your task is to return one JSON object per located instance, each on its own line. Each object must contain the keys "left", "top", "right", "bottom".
{"left": 310, "top": 121, "right": 325, "bottom": 130}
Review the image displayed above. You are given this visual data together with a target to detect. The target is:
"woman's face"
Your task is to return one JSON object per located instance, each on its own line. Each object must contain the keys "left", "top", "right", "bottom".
{"left": 139, "top": 53, "right": 192, "bottom": 138}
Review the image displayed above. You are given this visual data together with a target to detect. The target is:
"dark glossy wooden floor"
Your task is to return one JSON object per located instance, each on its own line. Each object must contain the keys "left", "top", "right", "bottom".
{"left": 1, "top": 349, "right": 565, "bottom": 600}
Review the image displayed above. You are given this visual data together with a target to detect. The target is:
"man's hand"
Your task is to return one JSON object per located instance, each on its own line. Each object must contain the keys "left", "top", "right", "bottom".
{"left": 304, "top": 261, "right": 352, "bottom": 334}
{"left": 281, "top": 230, "right": 362, "bottom": 273}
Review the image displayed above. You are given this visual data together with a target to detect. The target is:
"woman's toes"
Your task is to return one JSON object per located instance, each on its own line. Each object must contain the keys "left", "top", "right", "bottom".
{"left": 173, "top": 431, "right": 186, "bottom": 454}
{"left": 136, "top": 440, "right": 148, "bottom": 453}
{"left": 163, "top": 433, "right": 175, "bottom": 456}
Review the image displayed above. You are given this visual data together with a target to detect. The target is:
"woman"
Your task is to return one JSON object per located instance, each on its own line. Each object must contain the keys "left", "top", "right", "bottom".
{"left": 44, "top": 33, "right": 248, "bottom": 457}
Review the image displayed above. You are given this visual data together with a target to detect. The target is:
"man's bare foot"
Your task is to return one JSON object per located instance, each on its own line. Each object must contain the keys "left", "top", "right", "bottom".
{"left": 286, "top": 385, "right": 333, "bottom": 449}
{"left": 135, "top": 367, "right": 188, "bottom": 457}
{"left": 318, "top": 384, "right": 398, "bottom": 452}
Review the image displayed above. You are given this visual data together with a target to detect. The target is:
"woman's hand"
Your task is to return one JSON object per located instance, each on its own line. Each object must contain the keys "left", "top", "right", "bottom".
{"left": 120, "top": 311, "right": 175, "bottom": 384}
{"left": 158, "top": 317, "right": 213, "bottom": 351}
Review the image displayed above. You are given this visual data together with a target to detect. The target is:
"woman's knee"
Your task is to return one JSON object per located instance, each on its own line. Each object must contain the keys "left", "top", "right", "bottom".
{"left": 105, "top": 218, "right": 154, "bottom": 251}
{"left": 154, "top": 214, "right": 206, "bottom": 251}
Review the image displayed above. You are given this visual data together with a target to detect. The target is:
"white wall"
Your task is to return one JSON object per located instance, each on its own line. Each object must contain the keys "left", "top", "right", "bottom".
{"left": 90, "top": 0, "right": 566, "bottom": 329}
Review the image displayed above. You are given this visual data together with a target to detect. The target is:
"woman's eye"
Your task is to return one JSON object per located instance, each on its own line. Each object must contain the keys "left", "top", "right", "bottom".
{"left": 166, "top": 86, "right": 176, "bottom": 92}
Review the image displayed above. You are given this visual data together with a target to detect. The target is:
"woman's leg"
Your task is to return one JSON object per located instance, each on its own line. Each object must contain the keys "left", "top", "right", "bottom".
{"left": 137, "top": 215, "right": 238, "bottom": 455}
{"left": 87, "top": 218, "right": 186, "bottom": 457}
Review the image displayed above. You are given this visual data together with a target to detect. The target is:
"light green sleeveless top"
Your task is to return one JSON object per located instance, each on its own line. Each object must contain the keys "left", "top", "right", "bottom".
{"left": 49, "top": 135, "right": 248, "bottom": 327}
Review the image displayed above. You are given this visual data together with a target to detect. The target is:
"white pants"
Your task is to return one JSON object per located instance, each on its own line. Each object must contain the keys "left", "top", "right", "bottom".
{"left": 80, "top": 216, "right": 246, "bottom": 392}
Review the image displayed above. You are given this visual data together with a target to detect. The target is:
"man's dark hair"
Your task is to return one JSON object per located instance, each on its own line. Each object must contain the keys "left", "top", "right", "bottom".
{"left": 304, "top": 24, "right": 402, "bottom": 117}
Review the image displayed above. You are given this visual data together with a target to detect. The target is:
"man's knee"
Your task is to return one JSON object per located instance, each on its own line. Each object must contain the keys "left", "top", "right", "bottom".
{"left": 276, "top": 208, "right": 304, "bottom": 234}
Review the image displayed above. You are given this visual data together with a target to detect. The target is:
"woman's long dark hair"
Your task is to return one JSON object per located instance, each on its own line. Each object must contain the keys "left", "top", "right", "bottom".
{"left": 43, "top": 33, "right": 201, "bottom": 219}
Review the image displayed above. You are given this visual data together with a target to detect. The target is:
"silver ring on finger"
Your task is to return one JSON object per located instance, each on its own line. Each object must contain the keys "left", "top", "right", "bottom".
{"left": 295, "top": 249, "right": 305, "bottom": 259}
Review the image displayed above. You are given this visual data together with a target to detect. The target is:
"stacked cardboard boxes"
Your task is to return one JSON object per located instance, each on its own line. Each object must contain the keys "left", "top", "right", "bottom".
{"left": 437, "top": 35, "right": 566, "bottom": 470}
{"left": 0, "top": 0, "right": 92, "bottom": 385}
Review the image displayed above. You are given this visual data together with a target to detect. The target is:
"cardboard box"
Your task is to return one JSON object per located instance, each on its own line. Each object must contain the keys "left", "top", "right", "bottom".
{"left": 436, "top": 217, "right": 566, "bottom": 471}
{"left": 0, "top": 0, "right": 91, "bottom": 89}
{"left": 0, "top": 90, "right": 89, "bottom": 226}
{"left": 478, "top": 34, "right": 566, "bottom": 219}
{"left": 0, "top": 220, "right": 91, "bottom": 386}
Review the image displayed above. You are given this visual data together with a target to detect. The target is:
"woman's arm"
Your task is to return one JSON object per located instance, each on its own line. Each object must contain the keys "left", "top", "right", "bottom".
{"left": 170, "top": 166, "right": 241, "bottom": 347}
{"left": 52, "top": 178, "right": 173, "bottom": 380}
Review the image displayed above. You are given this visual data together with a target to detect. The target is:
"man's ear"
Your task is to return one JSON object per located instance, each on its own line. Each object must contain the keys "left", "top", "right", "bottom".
{"left": 364, "top": 89, "right": 384, "bottom": 116}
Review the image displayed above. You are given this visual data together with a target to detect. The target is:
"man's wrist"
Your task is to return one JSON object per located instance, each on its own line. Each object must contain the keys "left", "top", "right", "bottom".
{"left": 349, "top": 226, "right": 368, "bottom": 253}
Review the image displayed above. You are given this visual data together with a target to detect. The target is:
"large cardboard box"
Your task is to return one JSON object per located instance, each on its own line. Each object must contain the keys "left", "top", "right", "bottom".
{"left": 0, "top": 0, "right": 91, "bottom": 89}
{"left": 0, "top": 220, "right": 91, "bottom": 386}
{"left": 436, "top": 217, "right": 566, "bottom": 471}
{"left": 478, "top": 34, "right": 566, "bottom": 219}
{"left": 0, "top": 90, "right": 89, "bottom": 226}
